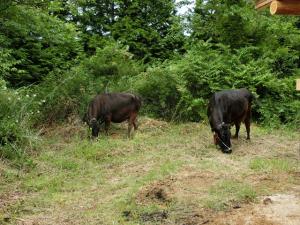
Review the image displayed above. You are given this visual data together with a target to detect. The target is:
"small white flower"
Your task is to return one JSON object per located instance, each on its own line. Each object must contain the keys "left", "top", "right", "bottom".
{"left": 33, "top": 94, "right": 36, "bottom": 97}
{"left": 26, "top": 94, "right": 29, "bottom": 97}
{"left": 8, "top": 97, "right": 11, "bottom": 101}
{"left": 17, "top": 97, "right": 21, "bottom": 100}
{"left": 42, "top": 99, "right": 46, "bottom": 103}
{"left": 37, "top": 110, "right": 40, "bottom": 113}
{"left": 16, "top": 120, "right": 19, "bottom": 123}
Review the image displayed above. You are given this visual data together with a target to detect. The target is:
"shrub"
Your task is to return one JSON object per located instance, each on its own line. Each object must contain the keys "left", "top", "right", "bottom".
{"left": 132, "top": 67, "right": 180, "bottom": 119}
{"left": 0, "top": 81, "right": 38, "bottom": 167}
{"left": 33, "top": 44, "right": 143, "bottom": 124}
{"left": 170, "top": 42, "right": 299, "bottom": 125}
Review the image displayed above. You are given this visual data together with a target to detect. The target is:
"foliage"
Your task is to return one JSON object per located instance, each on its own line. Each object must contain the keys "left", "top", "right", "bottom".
{"left": 0, "top": 0, "right": 300, "bottom": 164}
{"left": 34, "top": 44, "right": 142, "bottom": 124}
{"left": 111, "top": 0, "right": 185, "bottom": 62}
{"left": 132, "top": 67, "right": 180, "bottom": 118}
{"left": 48, "top": 0, "right": 185, "bottom": 61}
{"left": 0, "top": 83, "right": 38, "bottom": 167}
{"left": 130, "top": 40, "right": 299, "bottom": 126}
{"left": 0, "top": 4, "right": 82, "bottom": 87}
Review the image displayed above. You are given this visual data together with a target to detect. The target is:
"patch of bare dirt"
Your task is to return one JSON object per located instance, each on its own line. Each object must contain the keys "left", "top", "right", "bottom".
{"left": 171, "top": 168, "right": 219, "bottom": 201}
{"left": 174, "top": 209, "right": 212, "bottom": 225}
{"left": 0, "top": 191, "right": 24, "bottom": 209}
{"left": 140, "top": 210, "right": 168, "bottom": 223}
{"left": 136, "top": 166, "right": 300, "bottom": 225}
{"left": 205, "top": 193, "right": 300, "bottom": 225}
{"left": 175, "top": 193, "right": 300, "bottom": 225}
{"left": 136, "top": 179, "right": 174, "bottom": 205}
{"left": 136, "top": 167, "right": 219, "bottom": 206}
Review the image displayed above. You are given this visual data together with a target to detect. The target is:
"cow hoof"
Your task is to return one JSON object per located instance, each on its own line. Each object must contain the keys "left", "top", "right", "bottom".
{"left": 222, "top": 148, "right": 232, "bottom": 154}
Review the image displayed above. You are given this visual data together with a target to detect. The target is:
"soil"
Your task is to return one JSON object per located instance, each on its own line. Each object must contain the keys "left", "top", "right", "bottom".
{"left": 207, "top": 193, "right": 300, "bottom": 225}
{"left": 136, "top": 167, "right": 300, "bottom": 225}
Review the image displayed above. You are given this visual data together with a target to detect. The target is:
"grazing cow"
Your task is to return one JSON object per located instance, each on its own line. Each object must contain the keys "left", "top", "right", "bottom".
{"left": 207, "top": 88, "right": 253, "bottom": 153}
{"left": 84, "top": 93, "right": 142, "bottom": 138}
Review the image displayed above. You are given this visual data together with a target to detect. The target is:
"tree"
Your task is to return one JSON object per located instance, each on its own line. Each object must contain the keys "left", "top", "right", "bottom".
{"left": 49, "top": 0, "right": 185, "bottom": 61}
{"left": 111, "top": 0, "right": 185, "bottom": 62}
{"left": 0, "top": 4, "right": 82, "bottom": 86}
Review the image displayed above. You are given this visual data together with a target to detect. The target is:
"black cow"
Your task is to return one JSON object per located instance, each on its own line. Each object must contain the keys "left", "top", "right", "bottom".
{"left": 84, "top": 93, "right": 142, "bottom": 138}
{"left": 207, "top": 88, "right": 253, "bottom": 153}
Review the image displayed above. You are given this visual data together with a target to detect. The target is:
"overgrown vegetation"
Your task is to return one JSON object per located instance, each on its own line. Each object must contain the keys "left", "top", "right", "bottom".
{"left": 0, "top": 1, "right": 299, "bottom": 165}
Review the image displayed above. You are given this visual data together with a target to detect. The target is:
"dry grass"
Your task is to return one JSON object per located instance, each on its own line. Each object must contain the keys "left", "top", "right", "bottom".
{"left": 0, "top": 117, "right": 299, "bottom": 224}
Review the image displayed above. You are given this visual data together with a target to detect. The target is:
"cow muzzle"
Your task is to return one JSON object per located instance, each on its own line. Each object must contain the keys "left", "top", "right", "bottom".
{"left": 214, "top": 132, "right": 232, "bottom": 153}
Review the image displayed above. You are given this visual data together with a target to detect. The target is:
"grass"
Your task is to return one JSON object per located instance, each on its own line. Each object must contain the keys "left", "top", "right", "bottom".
{"left": 0, "top": 117, "right": 299, "bottom": 224}
{"left": 249, "top": 157, "right": 297, "bottom": 173}
{"left": 204, "top": 179, "right": 257, "bottom": 211}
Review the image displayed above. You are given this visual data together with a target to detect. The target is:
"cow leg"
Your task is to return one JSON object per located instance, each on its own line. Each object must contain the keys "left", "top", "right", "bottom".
{"left": 245, "top": 107, "right": 251, "bottom": 140}
{"left": 133, "top": 118, "right": 138, "bottom": 130}
{"left": 233, "top": 122, "right": 240, "bottom": 139}
{"left": 128, "top": 113, "right": 137, "bottom": 138}
{"left": 104, "top": 116, "right": 111, "bottom": 136}
{"left": 245, "top": 118, "right": 250, "bottom": 140}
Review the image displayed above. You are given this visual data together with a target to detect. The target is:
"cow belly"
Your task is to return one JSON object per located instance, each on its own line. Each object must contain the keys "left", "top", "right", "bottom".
{"left": 228, "top": 102, "right": 248, "bottom": 123}
{"left": 110, "top": 109, "right": 132, "bottom": 123}
{"left": 111, "top": 116, "right": 129, "bottom": 123}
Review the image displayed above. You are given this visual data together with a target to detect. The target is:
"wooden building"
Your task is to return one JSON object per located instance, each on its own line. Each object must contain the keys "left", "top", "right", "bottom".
{"left": 255, "top": 0, "right": 300, "bottom": 15}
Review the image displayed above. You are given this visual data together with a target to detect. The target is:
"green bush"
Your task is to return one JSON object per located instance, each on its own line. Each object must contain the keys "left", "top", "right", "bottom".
{"left": 132, "top": 67, "right": 180, "bottom": 119}
{"left": 0, "top": 82, "right": 38, "bottom": 167}
{"left": 33, "top": 44, "right": 143, "bottom": 124}
{"left": 128, "top": 41, "right": 300, "bottom": 126}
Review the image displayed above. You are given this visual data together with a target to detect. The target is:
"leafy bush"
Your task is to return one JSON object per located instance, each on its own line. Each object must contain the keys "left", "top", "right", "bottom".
{"left": 128, "top": 41, "right": 300, "bottom": 126}
{"left": 132, "top": 67, "right": 180, "bottom": 119}
{"left": 0, "top": 81, "right": 38, "bottom": 167}
{"left": 34, "top": 44, "right": 143, "bottom": 124}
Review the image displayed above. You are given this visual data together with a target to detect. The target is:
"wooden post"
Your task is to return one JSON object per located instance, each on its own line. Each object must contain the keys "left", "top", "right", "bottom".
{"left": 296, "top": 79, "right": 300, "bottom": 91}
{"left": 255, "top": 0, "right": 273, "bottom": 9}
{"left": 270, "top": 0, "right": 300, "bottom": 15}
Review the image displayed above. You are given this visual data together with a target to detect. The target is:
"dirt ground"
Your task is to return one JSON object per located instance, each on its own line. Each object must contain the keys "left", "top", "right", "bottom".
{"left": 136, "top": 170, "right": 300, "bottom": 225}
{"left": 210, "top": 193, "right": 300, "bottom": 225}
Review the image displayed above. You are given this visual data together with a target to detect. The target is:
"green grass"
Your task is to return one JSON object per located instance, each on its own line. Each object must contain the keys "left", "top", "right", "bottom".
{"left": 204, "top": 180, "right": 257, "bottom": 211}
{"left": 0, "top": 118, "right": 299, "bottom": 224}
{"left": 249, "top": 157, "right": 297, "bottom": 173}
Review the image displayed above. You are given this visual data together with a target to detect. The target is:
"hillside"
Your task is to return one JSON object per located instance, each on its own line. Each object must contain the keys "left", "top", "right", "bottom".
{"left": 1, "top": 118, "right": 299, "bottom": 224}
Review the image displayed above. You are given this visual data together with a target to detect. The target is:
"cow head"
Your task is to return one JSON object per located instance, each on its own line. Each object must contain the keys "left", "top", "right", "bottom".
{"left": 215, "top": 122, "right": 232, "bottom": 153}
{"left": 90, "top": 118, "right": 100, "bottom": 137}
